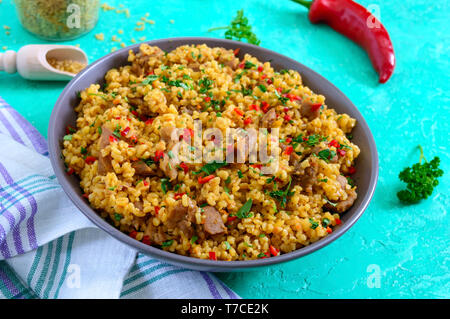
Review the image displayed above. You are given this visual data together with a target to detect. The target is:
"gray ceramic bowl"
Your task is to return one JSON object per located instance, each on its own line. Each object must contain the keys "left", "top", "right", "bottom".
{"left": 48, "top": 37, "right": 378, "bottom": 272}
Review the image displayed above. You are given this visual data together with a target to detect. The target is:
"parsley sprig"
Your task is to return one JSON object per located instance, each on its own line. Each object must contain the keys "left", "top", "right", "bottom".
{"left": 208, "top": 9, "right": 261, "bottom": 45}
{"left": 397, "top": 145, "right": 443, "bottom": 204}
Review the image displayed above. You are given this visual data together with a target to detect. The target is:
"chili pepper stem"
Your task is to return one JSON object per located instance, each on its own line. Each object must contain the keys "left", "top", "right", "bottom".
{"left": 291, "top": 0, "right": 313, "bottom": 9}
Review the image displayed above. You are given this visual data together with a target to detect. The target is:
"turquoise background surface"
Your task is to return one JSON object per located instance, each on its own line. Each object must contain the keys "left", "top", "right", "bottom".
{"left": 1, "top": 0, "right": 449, "bottom": 298}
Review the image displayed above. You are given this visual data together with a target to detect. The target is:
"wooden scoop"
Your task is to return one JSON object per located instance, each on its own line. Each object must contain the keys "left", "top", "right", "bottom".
{"left": 0, "top": 44, "right": 88, "bottom": 81}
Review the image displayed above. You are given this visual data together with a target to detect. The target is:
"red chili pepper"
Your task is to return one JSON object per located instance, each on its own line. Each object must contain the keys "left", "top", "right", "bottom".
{"left": 260, "top": 74, "right": 268, "bottom": 80}
{"left": 179, "top": 162, "right": 189, "bottom": 173}
{"left": 120, "top": 127, "right": 130, "bottom": 137}
{"left": 142, "top": 235, "right": 151, "bottom": 245}
{"left": 143, "top": 180, "right": 149, "bottom": 186}
{"left": 227, "top": 216, "right": 237, "bottom": 223}
{"left": 234, "top": 108, "right": 244, "bottom": 117}
{"left": 269, "top": 245, "right": 280, "bottom": 256}
{"left": 284, "top": 145, "right": 294, "bottom": 156}
{"left": 154, "top": 150, "right": 164, "bottom": 161}
{"left": 198, "top": 175, "right": 215, "bottom": 184}
{"left": 84, "top": 156, "right": 96, "bottom": 164}
{"left": 261, "top": 101, "right": 270, "bottom": 113}
{"left": 109, "top": 135, "right": 118, "bottom": 143}
{"left": 249, "top": 104, "right": 260, "bottom": 111}
{"left": 145, "top": 118, "right": 154, "bottom": 125}
{"left": 250, "top": 164, "right": 262, "bottom": 169}
{"left": 233, "top": 48, "right": 240, "bottom": 56}
{"left": 293, "top": 0, "right": 395, "bottom": 83}
{"left": 310, "top": 103, "right": 322, "bottom": 112}
{"left": 238, "top": 62, "right": 245, "bottom": 69}
{"left": 131, "top": 110, "right": 138, "bottom": 117}
{"left": 326, "top": 227, "right": 333, "bottom": 234}
{"left": 129, "top": 231, "right": 138, "bottom": 239}
{"left": 286, "top": 137, "right": 292, "bottom": 144}
{"left": 335, "top": 218, "right": 342, "bottom": 225}
{"left": 337, "top": 149, "right": 346, "bottom": 157}
{"left": 174, "top": 192, "right": 186, "bottom": 200}
{"left": 244, "top": 117, "right": 252, "bottom": 125}
{"left": 348, "top": 166, "right": 356, "bottom": 174}
{"left": 257, "top": 65, "right": 263, "bottom": 72}
{"left": 209, "top": 251, "right": 217, "bottom": 260}
{"left": 284, "top": 114, "right": 292, "bottom": 122}
{"left": 328, "top": 139, "right": 339, "bottom": 148}
{"left": 204, "top": 96, "right": 211, "bottom": 102}
{"left": 66, "top": 167, "right": 75, "bottom": 175}
{"left": 154, "top": 206, "right": 160, "bottom": 215}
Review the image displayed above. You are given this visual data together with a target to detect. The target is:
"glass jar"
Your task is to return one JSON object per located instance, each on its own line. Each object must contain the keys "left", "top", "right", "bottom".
{"left": 15, "top": 0, "right": 100, "bottom": 41}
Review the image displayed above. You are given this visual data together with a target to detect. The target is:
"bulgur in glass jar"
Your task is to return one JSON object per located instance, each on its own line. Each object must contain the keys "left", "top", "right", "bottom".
{"left": 15, "top": 0, "right": 100, "bottom": 41}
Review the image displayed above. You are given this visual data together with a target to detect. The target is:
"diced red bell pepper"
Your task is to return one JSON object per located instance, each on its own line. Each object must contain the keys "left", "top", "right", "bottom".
{"left": 337, "top": 149, "right": 346, "bottom": 157}
{"left": 244, "top": 117, "right": 252, "bottom": 125}
{"left": 179, "top": 162, "right": 189, "bottom": 173}
{"left": 198, "top": 175, "right": 215, "bottom": 184}
{"left": 66, "top": 167, "right": 75, "bottom": 175}
{"left": 154, "top": 206, "right": 160, "bottom": 215}
{"left": 227, "top": 216, "right": 237, "bottom": 223}
{"left": 257, "top": 65, "right": 263, "bottom": 72}
{"left": 348, "top": 166, "right": 356, "bottom": 175}
{"left": 121, "top": 126, "right": 131, "bottom": 137}
{"left": 85, "top": 156, "right": 96, "bottom": 164}
{"left": 311, "top": 103, "right": 322, "bottom": 112}
{"left": 142, "top": 235, "right": 151, "bottom": 245}
{"left": 209, "top": 251, "right": 217, "bottom": 260}
{"left": 269, "top": 245, "right": 279, "bottom": 257}
{"left": 329, "top": 139, "right": 340, "bottom": 148}
{"left": 284, "top": 145, "right": 294, "bottom": 156}
{"left": 234, "top": 108, "right": 244, "bottom": 117}
{"left": 109, "top": 135, "right": 118, "bottom": 143}
{"left": 129, "top": 231, "right": 138, "bottom": 239}
{"left": 154, "top": 150, "right": 164, "bottom": 161}
{"left": 261, "top": 101, "right": 270, "bottom": 113}
{"left": 174, "top": 192, "right": 186, "bottom": 200}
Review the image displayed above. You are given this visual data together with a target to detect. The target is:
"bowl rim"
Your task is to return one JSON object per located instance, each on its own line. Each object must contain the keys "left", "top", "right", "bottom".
{"left": 48, "top": 37, "right": 379, "bottom": 270}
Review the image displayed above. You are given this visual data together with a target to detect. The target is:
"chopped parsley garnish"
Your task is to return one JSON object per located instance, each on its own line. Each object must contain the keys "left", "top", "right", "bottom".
{"left": 194, "top": 161, "right": 228, "bottom": 175}
{"left": 141, "top": 74, "right": 159, "bottom": 85}
{"left": 162, "top": 240, "right": 173, "bottom": 247}
{"left": 198, "top": 77, "right": 213, "bottom": 94}
{"left": 236, "top": 199, "right": 253, "bottom": 219}
{"left": 322, "top": 218, "right": 331, "bottom": 228}
{"left": 304, "top": 134, "right": 324, "bottom": 147}
{"left": 269, "top": 178, "right": 294, "bottom": 208}
{"left": 161, "top": 178, "right": 171, "bottom": 194}
{"left": 317, "top": 149, "right": 336, "bottom": 162}
{"left": 244, "top": 61, "right": 256, "bottom": 69}
{"left": 274, "top": 90, "right": 289, "bottom": 105}
{"left": 80, "top": 147, "right": 87, "bottom": 154}
{"left": 309, "top": 218, "right": 319, "bottom": 229}
{"left": 112, "top": 125, "right": 121, "bottom": 138}
{"left": 258, "top": 84, "right": 267, "bottom": 92}
{"left": 114, "top": 213, "right": 122, "bottom": 221}
{"left": 208, "top": 9, "right": 261, "bottom": 46}
{"left": 237, "top": 170, "right": 244, "bottom": 178}
{"left": 224, "top": 241, "right": 231, "bottom": 250}
{"left": 190, "top": 236, "right": 198, "bottom": 244}
{"left": 397, "top": 145, "right": 443, "bottom": 204}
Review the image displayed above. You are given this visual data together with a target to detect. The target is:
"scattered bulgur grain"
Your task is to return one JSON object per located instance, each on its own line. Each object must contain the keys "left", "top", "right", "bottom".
{"left": 111, "top": 35, "right": 121, "bottom": 42}
{"left": 120, "top": 42, "right": 126, "bottom": 48}
{"left": 135, "top": 25, "right": 145, "bottom": 31}
{"left": 118, "top": 29, "right": 124, "bottom": 34}
{"left": 131, "top": 38, "right": 136, "bottom": 43}
{"left": 138, "top": 36, "right": 146, "bottom": 41}
{"left": 101, "top": 3, "right": 115, "bottom": 11}
{"left": 2, "top": 46, "right": 7, "bottom": 50}
{"left": 95, "top": 33, "right": 104, "bottom": 41}
{"left": 170, "top": 19, "right": 174, "bottom": 24}
{"left": 110, "top": 47, "right": 117, "bottom": 52}
{"left": 3, "top": 25, "right": 11, "bottom": 30}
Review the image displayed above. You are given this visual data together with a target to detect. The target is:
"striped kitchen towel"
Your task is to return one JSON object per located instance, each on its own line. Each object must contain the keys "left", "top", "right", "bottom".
{"left": 0, "top": 97, "right": 238, "bottom": 299}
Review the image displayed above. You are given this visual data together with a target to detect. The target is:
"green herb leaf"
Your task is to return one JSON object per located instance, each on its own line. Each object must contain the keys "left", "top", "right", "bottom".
{"left": 309, "top": 218, "right": 319, "bottom": 230}
{"left": 236, "top": 199, "right": 253, "bottom": 219}
{"left": 63, "top": 135, "right": 72, "bottom": 141}
{"left": 397, "top": 145, "right": 443, "bottom": 204}
{"left": 162, "top": 240, "right": 173, "bottom": 247}
{"left": 208, "top": 9, "right": 260, "bottom": 45}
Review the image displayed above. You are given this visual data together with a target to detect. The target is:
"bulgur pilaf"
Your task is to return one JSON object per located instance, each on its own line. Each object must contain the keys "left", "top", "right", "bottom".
{"left": 62, "top": 44, "right": 360, "bottom": 261}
